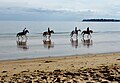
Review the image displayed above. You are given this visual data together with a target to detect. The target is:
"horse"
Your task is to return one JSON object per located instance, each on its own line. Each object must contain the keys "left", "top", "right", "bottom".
{"left": 43, "top": 30, "right": 54, "bottom": 39}
{"left": 16, "top": 30, "right": 29, "bottom": 40}
{"left": 70, "top": 29, "right": 81, "bottom": 38}
{"left": 81, "top": 30, "right": 93, "bottom": 38}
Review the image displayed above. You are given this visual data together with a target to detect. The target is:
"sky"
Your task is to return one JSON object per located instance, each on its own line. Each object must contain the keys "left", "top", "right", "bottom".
{"left": 0, "top": 0, "right": 120, "bottom": 21}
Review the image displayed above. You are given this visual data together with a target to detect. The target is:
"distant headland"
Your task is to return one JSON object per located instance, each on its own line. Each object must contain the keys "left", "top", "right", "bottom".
{"left": 82, "top": 19, "right": 120, "bottom": 22}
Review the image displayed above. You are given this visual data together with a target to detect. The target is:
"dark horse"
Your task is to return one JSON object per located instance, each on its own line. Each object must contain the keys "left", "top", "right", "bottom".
{"left": 70, "top": 29, "right": 81, "bottom": 38}
{"left": 81, "top": 30, "right": 93, "bottom": 38}
{"left": 16, "top": 30, "right": 29, "bottom": 39}
{"left": 43, "top": 30, "right": 54, "bottom": 39}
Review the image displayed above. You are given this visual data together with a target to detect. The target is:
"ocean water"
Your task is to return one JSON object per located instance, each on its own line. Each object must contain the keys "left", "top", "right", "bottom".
{"left": 0, "top": 21, "right": 120, "bottom": 60}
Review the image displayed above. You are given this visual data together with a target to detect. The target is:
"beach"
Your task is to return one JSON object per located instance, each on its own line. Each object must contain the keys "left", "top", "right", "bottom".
{"left": 0, "top": 0, "right": 120, "bottom": 82}
{"left": 0, "top": 53, "right": 120, "bottom": 83}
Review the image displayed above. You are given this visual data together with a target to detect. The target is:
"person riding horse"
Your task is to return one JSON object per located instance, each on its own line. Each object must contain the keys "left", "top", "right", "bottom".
{"left": 43, "top": 28, "right": 54, "bottom": 39}
{"left": 16, "top": 28, "right": 29, "bottom": 40}
{"left": 70, "top": 27, "right": 81, "bottom": 38}
{"left": 81, "top": 27, "right": 93, "bottom": 38}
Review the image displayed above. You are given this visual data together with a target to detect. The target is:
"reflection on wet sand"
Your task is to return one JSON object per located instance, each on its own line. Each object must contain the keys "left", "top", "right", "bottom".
{"left": 16, "top": 40, "right": 29, "bottom": 50}
{"left": 81, "top": 39, "right": 93, "bottom": 48}
{"left": 70, "top": 38, "right": 79, "bottom": 48}
{"left": 43, "top": 39, "right": 54, "bottom": 49}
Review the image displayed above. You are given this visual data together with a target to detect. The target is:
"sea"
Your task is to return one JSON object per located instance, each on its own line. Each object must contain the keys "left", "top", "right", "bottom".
{"left": 0, "top": 21, "right": 120, "bottom": 60}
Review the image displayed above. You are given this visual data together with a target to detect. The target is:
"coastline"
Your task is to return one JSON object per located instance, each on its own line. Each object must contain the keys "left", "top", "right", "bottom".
{"left": 0, "top": 53, "right": 120, "bottom": 82}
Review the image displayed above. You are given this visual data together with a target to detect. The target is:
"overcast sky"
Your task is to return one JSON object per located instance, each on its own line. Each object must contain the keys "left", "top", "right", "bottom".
{"left": 0, "top": 0, "right": 120, "bottom": 21}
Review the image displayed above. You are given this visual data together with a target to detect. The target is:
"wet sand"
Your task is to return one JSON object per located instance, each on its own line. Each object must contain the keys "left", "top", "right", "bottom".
{"left": 0, "top": 53, "right": 120, "bottom": 83}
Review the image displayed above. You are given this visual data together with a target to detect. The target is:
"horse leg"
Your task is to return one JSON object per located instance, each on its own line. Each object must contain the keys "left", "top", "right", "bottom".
{"left": 25, "top": 35, "right": 28, "bottom": 39}
{"left": 17, "top": 36, "right": 20, "bottom": 41}
{"left": 76, "top": 34, "right": 78, "bottom": 39}
{"left": 21, "top": 36, "right": 24, "bottom": 41}
{"left": 48, "top": 35, "right": 51, "bottom": 40}
{"left": 87, "top": 34, "right": 89, "bottom": 38}
{"left": 90, "top": 34, "right": 92, "bottom": 39}
{"left": 44, "top": 35, "right": 47, "bottom": 40}
{"left": 25, "top": 35, "right": 28, "bottom": 41}
{"left": 70, "top": 33, "right": 73, "bottom": 38}
{"left": 83, "top": 34, "right": 85, "bottom": 38}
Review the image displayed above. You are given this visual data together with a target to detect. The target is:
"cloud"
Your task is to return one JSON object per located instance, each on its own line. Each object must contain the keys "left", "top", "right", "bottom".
{"left": 0, "top": 7, "right": 119, "bottom": 21}
{"left": 0, "top": 7, "right": 92, "bottom": 21}
{"left": 0, "top": 0, "right": 120, "bottom": 21}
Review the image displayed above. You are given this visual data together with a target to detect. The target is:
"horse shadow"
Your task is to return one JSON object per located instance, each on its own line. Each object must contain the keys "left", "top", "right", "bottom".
{"left": 70, "top": 38, "right": 79, "bottom": 48}
{"left": 43, "top": 39, "right": 54, "bottom": 49}
{"left": 16, "top": 40, "right": 29, "bottom": 50}
{"left": 81, "top": 38, "right": 93, "bottom": 48}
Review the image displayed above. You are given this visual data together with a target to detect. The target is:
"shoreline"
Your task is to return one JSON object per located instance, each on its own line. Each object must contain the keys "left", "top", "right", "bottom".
{"left": 0, "top": 52, "right": 120, "bottom": 82}
{"left": 0, "top": 51, "right": 120, "bottom": 62}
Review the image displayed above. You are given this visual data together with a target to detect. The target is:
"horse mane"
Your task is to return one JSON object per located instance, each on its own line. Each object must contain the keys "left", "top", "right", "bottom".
{"left": 50, "top": 30, "right": 54, "bottom": 33}
{"left": 25, "top": 30, "right": 29, "bottom": 33}
{"left": 78, "top": 29, "right": 81, "bottom": 32}
{"left": 90, "top": 30, "right": 93, "bottom": 33}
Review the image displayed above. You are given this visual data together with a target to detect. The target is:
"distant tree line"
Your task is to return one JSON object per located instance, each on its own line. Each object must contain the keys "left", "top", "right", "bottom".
{"left": 82, "top": 19, "right": 120, "bottom": 22}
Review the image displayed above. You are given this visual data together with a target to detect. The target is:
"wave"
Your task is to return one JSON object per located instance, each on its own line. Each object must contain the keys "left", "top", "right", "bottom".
{"left": 36, "top": 32, "right": 70, "bottom": 34}
{"left": 0, "top": 31, "right": 120, "bottom": 37}
{"left": 90, "top": 31, "right": 120, "bottom": 34}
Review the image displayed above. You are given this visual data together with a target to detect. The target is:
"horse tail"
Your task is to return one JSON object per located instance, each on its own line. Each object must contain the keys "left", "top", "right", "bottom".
{"left": 70, "top": 31, "right": 74, "bottom": 37}
{"left": 16, "top": 33, "right": 19, "bottom": 37}
{"left": 81, "top": 31, "right": 83, "bottom": 35}
{"left": 43, "top": 33, "right": 45, "bottom": 36}
{"left": 43, "top": 32, "right": 46, "bottom": 37}
{"left": 70, "top": 33, "right": 72, "bottom": 37}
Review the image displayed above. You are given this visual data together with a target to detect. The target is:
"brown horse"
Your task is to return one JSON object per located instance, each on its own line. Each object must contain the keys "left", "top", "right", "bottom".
{"left": 43, "top": 30, "right": 54, "bottom": 39}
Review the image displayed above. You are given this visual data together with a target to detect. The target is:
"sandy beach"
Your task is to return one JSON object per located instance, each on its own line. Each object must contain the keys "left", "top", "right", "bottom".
{"left": 0, "top": 53, "right": 120, "bottom": 83}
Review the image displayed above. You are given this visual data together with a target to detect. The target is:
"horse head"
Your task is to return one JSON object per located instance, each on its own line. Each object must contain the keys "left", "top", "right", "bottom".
{"left": 90, "top": 30, "right": 93, "bottom": 33}
{"left": 25, "top": 30, "right": 29, "bottom": 34}
{"left": 78, "top": 29, "right": 81, "bottom": 32}
{"left": 50, "top": 30, "right": 54, "bottom": 34}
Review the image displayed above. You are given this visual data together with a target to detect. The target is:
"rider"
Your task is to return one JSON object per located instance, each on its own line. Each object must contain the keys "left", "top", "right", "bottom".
{"left": 87, "top": 27, "right": 89, "bottom": 32}
{"left": 23, "top": 28, "right": 26, "bottom": 33}
{"left": 48, "top": 27, "right": 51, "bottom": 33}
{"left": 47, "top": 27, "right": 51, "bottom": 36}
{"left": 75, "top": 27, "right": 78, "bottom": 34}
